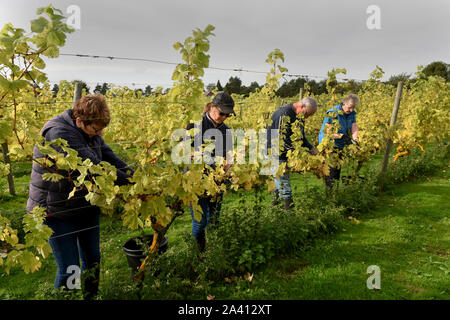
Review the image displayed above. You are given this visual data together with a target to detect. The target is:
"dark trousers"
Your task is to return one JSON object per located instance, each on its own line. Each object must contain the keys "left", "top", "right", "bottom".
{"left": 190, "top": 194, "right": 223, "bottom": 250}
{"left": 44, "top": 211, "right": 100, "bottom": 299}
{"left": 325, "top": 165, "right": 342, "bottom": 188}
{"left": 325, "top": 150, "right": 343, "bottom": 189}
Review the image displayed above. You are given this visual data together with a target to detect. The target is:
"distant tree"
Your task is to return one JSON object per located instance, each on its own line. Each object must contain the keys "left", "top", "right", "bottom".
{"left": 94, "top": 84, "right": 102, "bottom": 94}
{"left": 224, "top": 76, "right": 242, "bottom": 94}
{"left": 345, "top": 79, "right": 362, "bottom": 93}
{"left": 73, "top": 80, "right": 90, "bottom": 94}
{"left": 307, "top": 79, "right": 327, "bottom": 95}
{"left": 277, "top": 78, "right": 327, "bottom": 97}
{"left": 144, "top": 85, "right": 153, "bottom": 96}
{"left": 326, "top": 79, "right": 338, "bottom": 94}
{"left": 134, "top": 88, "right": 143, "bottom": 98}
{"left": 241, "top": 81, "right": 261, "bottom": 96}
{"left": 216, "top": 80, "right": 223, "bottom": 91}
{"left": 422, "top": 61, "right": 449, "bottom": 82}
{"left": 101, "top": 82, "right": 109, "bottom": 95}
{"left": 52, "top": 84, "right": 59, "bottom": 97}
{"left": 247, "top": 81, "right": 261, "bottom": 93}
{"left": 31, "top": 83, "right": 41, "bottom": 97}
{"left": 384, "top": 73, "right": 410, "bottom": 87}
{"left": 206, "top": 83, "right": 216, "bottom": 92}
{"left": 81, "top": 82, "right": 90, "bottom": 94}
{"left": 276, "top": 77, "right": 307, "bottom": 97}
{"left": 94, "top": 83, "right": 109, "bottom": 95}
{"left": 332, "top": 79, "right": 363, "bottom": 95}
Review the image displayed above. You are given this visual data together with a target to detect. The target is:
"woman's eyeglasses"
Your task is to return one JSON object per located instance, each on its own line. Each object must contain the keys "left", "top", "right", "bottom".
{"left": 219, "top": 111, "right": 232, "bottom": 117}
{"left": 90, "top": 124, "right": 105, "bottom": 133}
{"left": 213, "top": 106, "right": 232, "bottom": 117}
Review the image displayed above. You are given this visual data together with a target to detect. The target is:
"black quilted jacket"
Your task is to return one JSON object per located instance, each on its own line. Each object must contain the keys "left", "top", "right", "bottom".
{"left": 26, "top": 109, "right": 133, "bottom": 219}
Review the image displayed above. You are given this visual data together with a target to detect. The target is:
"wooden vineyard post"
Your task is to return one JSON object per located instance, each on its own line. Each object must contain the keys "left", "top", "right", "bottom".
{"left": 379, "top": 81, "right": 404, "bottom": 189}
{"left": 299, "top": 87, "right": 304, "bottom": 100}
{"left": 1, "top": 142, "right": 15, "bottom": 195}
{"left": 239, "top": 102, "right": 243, "bottom": 119}
{"left": 73, "top": 81, "right": 82, "bottom": 105}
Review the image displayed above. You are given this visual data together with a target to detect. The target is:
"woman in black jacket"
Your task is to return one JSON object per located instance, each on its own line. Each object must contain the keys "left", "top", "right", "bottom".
{"left": 27, "top": 94, "right": 133, "bottom": 299}
{"left": 188, "top": 92, "right": 234, "bottom": 251}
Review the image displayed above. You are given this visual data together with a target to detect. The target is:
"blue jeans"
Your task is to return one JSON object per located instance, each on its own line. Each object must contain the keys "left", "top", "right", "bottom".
{"left": 190, "top": 194, "right": 223, "bottom": 248}
{"left": 273, "top": 161, "right": 292, "bottom": 199}
{"left": 44, "top": 211, "right": 100, "bottom": 297}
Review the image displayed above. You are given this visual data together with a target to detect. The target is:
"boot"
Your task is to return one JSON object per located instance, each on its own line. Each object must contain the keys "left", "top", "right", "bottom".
{"left": 196, "top": 237, "right": 206, "bottom": 253}
{"left": 271, "top": 190, "right": 280, "bottom": 206}
{"left": 81, "top": 264, "right": 100, "bottom": 300}
{"left": 282, "top": 197, "right": 294, "bottom": 211}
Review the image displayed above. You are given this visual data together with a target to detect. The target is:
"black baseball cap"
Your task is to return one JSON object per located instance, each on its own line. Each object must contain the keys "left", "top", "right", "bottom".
{"left": 212, "top": 91, "right": 235, "bottom": 115}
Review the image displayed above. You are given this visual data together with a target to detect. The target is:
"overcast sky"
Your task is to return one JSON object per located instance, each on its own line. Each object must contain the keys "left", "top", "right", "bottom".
{"left": 1, "top": 0, "right": 449, "bottom": 89}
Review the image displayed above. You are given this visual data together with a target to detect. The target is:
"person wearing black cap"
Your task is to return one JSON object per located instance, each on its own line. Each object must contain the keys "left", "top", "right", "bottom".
{"left": 187, "top": 91, "right": 234, "bottom": 251}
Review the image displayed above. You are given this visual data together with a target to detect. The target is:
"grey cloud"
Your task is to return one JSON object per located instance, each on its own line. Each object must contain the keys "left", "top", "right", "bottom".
{"left": 0, "top": 0, "right": 448, "bottom": 87}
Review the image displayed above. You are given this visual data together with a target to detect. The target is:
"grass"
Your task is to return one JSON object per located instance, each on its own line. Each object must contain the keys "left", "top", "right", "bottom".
{"left": 204, "top": 167, "right": 449, "bottom": 300}
{"left": 0, "top": 148, "right": 448, "bottom": 299}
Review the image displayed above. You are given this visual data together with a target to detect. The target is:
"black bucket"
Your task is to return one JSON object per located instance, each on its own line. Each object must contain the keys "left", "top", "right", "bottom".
{"left": 123, "top": 234, "right": 169, "bottom": 275}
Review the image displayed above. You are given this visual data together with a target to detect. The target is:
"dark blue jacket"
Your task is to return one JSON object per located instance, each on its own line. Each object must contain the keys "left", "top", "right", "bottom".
{"left": 187, "top": 113, "right": 232, "bottom": 166}
{"left": 318, "top": 104, "right": 357, "bottom": 150}
{"left": 266, "top": 103, "right": 314, "bottom": 161}
{"left": 26, "top": 109, "right": 134, "bottom": 219}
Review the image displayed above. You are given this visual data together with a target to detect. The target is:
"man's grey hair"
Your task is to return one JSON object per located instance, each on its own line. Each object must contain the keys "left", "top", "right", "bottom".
{"left": 343, "top": 94, "right": 359, "bottom": 106}
{"left": 300, "top": 97, "right": 318, "bottom": 113}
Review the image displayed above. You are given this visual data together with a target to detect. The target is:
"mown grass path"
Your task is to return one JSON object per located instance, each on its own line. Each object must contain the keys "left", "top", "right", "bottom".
{"left": 211, "top": 168, "right": 449, "bottom": 299}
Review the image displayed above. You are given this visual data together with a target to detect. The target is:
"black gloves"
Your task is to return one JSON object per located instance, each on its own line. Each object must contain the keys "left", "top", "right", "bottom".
{"left": 342, "top": 134, "right": 359, "bottom": 146}
{"left": 341, "top": 134, "right": 352, "bottom": 145}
